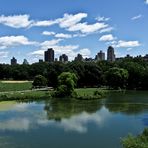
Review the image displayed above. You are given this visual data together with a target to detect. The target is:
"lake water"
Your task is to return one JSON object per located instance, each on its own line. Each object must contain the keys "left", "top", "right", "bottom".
{"left": 0, "top": 91, "right": 148, "bottom": 148}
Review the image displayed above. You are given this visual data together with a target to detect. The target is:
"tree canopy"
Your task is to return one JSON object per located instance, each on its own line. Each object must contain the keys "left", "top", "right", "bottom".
{"left": 55, "top": 72, "right": 77, "bottom": 97}
{"left": 106, "top": 67, "right": 129, "bottom": 89}
{"left": 0, "top": 57, "right": 148, "bottom": 90}
{"left": 32, "top": 75, "right": 47, "bottom": 88}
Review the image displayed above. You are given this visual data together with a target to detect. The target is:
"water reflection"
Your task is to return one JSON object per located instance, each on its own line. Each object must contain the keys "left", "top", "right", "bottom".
{"left": 0, "top": 99, "right": 110, "bottom": 133}
{"left": 44, "top": 99, "right": 103, "bottom": 121}
{"left": 0, "top": 92, "right": 148, "bottom": 148}
{"left": 105, "top": 91, "right": 148, "bottom": 115}
{"left": 0, "top": 118, "right": 30, "bottom": 131}
{"left": 55, "top": 108, "right": 110, "bottom": 133}
{"left": 0, "top": 91, "right": 147, "bottom": 134}
{"left": 43, "top": 99, "right": 110, "bottom": 133}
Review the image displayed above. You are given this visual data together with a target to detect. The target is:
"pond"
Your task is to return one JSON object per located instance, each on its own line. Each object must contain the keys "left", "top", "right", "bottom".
{"left": 0, "top": 91, "right": 148, "bottom": 148}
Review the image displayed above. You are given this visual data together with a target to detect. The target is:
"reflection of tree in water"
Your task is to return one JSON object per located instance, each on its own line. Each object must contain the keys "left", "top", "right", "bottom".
{"left": 105, "top": 92, "right": 148, "bottom": 115}
{"left": 105, "top": 103, "right": 148, "bottom": 115}
{"left": 44, "top": 91, "right": 148, "bottom": 121}
{"left": 44, "top": 99, "right": 103, "bottom": 121}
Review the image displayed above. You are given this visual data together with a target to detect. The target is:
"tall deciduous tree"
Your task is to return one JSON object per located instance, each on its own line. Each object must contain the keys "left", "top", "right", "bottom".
{"left": 55, "top": 72, "right": 77, "bottom": 97}
{"left": 106, "top": 67, "right": 129, "bottom": 89}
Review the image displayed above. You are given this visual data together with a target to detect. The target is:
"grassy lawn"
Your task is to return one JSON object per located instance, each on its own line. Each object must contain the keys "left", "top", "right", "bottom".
{"left": 0, "top": 81, "right": 32, "bottom": 92}
{"left": 75, "top": 88, "right": 98, "bottom": 96}
{"left": 75, "top": 88, "right": 108, "bottom": 96}
{"left": 0, "top": 90, "right": 51, "bottom": 101}
{"left": 0, "top": 86, "right": 109, "bottom": 101}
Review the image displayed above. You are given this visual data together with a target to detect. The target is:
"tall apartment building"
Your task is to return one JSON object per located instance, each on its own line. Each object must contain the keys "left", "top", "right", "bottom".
{"left": 23, "top": 59, "right": 29, "bottom": 65}
{"left": 74, "top": 54, "right": 83, "bottom": 61}
{"left": 59, "top": 54, "right": 68, "bottom": 63}
{"left": 11, "top": 57, "right": 17, "bottom": 65}
{"left": 107, "top": 46, "right": 115, "bottom": 62}
{"left": 95, "top": 50, "right": 105, "bottom": 61}
{"left": 44, "top": 48, "right": 54, "bottom": 62}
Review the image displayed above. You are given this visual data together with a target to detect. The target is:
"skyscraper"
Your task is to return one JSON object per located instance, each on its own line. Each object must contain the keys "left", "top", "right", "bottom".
{"left": 44, "top": 48, "right": 54, "bottom": 62}
{"left": 23, "top": 59, "right": 29, "bottom": 65}
{"left": 59, "top": 54, "right": 68, "bottom": 63}
{"left": 11, "top": 57, "right": 17, "bottom": 65}
{"left": 95, "top": 50, "right": 105, "bottom": 61}
{"left": 107, "top": 46, "right": 115, "bottom": 62}
{"left": 74, "top": 54, "right": 83, "bottom": 61}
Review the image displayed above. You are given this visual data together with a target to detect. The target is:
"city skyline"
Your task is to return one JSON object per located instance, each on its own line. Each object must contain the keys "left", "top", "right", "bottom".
{"left": 8, "top": 46, "right": 148, "bottom": 65}
{"left": 0, "top": 0, "right": 148, "bottom": 64}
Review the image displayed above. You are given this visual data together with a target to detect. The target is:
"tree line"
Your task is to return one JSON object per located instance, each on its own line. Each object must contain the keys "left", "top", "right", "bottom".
{"left": 0, "top": 56, "right": 148, "bottom": 90}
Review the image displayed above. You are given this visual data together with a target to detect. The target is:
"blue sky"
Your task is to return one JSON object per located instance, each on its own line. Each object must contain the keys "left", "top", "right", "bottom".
{"left": 0, "top": 0, "right": 148, "bottom": 64}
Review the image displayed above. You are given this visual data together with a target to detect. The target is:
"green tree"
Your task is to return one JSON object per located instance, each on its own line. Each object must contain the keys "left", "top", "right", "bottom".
{"left": 122, "top": 128, "right": 148, "bottom": 148}
{"left": 106, "top": 67, "right": 129, "bottom": 89}
{"left": 67, "top": 62, "right": 102, "bottom": 87}
{"left": 32, "top": 75, "right": 47, "bottom": 88}
{"left": 55, "top": 72, "right": 77, "bottom": 97}
{"left": 47, "top": 62, "right": 65, "bottom": 88}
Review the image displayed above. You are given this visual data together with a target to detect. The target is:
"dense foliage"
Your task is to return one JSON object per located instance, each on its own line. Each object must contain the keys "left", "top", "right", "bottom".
{"left": 122, "top": 128, "right": 148, "bottom": 148}
{"left": 32, "top": 75, "right": 47, "bottom": 88}
{"left": 105, "top": 67, "right": 129, "bottom": 89}
{"left": 0, "top": 57, "right": 148, "bottom": 89}
{"left": 54, "top": 72, "right": 77, "bottom": 97}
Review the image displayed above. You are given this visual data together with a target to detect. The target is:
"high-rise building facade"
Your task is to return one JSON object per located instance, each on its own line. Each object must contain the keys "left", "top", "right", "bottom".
{"left": 11, "top": 57, "right": 17, "bottom": 65}
{"left": 23, "top": 59, "right": 29, "bottom": 65}
{"left": 74, "top": 54, "right": 83, "bottom": 61}
{"left": 95, "top": 50, "right": 105, "bottom": 61}
{"left": 59, "top": 54, "right": 68, "bottom": 63}
{"left": 107, "top": 46, "right": 115, "bottom": 62}
{"left": 44, "top": 48, "right": 54, "bottom": 62}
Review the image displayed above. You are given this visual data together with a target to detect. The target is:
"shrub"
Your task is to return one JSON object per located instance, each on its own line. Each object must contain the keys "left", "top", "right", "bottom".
{"left": 32, "top": 75, "right": 47, "bottom": 88}
{"left": 122, "top": 128, "right": 148, "bottom": 148}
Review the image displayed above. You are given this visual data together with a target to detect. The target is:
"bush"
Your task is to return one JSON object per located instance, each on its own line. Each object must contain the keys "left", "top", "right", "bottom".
{"left": 122, "top": 128, "right": 148, "bottom": 148}
{"left": 32, "top": 75, "right": 47, "bottom": 88}
{"left": 94, "top": 90, "right": 104, "bottom": 97}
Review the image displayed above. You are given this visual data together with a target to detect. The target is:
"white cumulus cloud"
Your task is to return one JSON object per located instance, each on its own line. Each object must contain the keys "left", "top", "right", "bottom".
{"left": 0, "top": 14, "right": 32, "bottom": 28}
{"left": 116, "top": 40, "right": 141, "bottom": 48}
{"left": 99, "top": 34, "right": 116, "bottom": 41}
{"left": 31, "top": 20, "right": 58, "bottom": 27}
{"left": 40, "top": 39, "right": 62, "bottom": 48}
{"left": 0, "top": 13, "right": 111, "bottom": 37}
{"left": 0, "top": 36, "right": 38, "bottom": 49}
{"left": 131, "top": 14, "right": 142, "bottom": 20}
{"left": 31, "top": 13, "right": 87, "bottom": 28}
{"left": 58, "top": 13, "right": 87, "bottom": 28}
{"left": 100, "top": 27, "right": 114, "bottom": 33}
{"left": 42, "top": 31, "right": 56, "bottom": 36}
{"left": 79, "top": 48, "right": 91, "bottom": 58}
{"left": 0, "top": 51, "right": 8, "bottom": 58}
{"left": 95, "top": 16, "right": 110, "bottom": 22}
{"left": 55, "top": 33, "right": 72, "bottom": 39}
{"left": 68, "top": 22, "right": 108, "bottom": 34}
{"left": 145, "top": 0, "right": 148, "bottom": 4}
